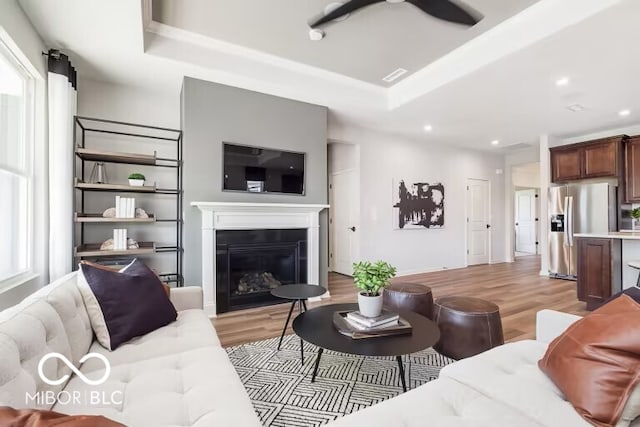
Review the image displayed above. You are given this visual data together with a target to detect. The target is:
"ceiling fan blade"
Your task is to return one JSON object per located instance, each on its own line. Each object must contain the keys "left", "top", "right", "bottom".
{"left": 310, "top": 0, "right": 384, "bottom": 28}
{"left": 407, "top": 0, "right": 482, "bottom": 26}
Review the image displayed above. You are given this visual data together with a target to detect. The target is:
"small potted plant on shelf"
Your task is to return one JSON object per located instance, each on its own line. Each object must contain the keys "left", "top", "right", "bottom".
{"left": 352, "top": 260, "right": 397, "bottom": 318}
{"left": 631, "top": 208, "right": 640, "bottom": 230}
{"left": 128, "top": 173, "right": 146, "bottom": 187}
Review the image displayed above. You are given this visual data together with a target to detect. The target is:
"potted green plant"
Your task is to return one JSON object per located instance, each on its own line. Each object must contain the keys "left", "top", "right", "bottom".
{"left": 128, "top": 173, "right": 146, "bottom": 187}
{"left": 631, "top": 208, "right": 640, "bottom": 230}
{"left": 352, "top": 260, "right": 397, "bottom": 318}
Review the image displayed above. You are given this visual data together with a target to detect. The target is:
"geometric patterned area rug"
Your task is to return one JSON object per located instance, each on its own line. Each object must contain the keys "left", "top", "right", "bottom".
{"left": 226, "top": 335, "right": 454, "bottom": 426}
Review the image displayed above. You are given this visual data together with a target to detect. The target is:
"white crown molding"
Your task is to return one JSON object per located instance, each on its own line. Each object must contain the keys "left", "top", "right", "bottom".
{"left": 144, "top": 19, "right": 385, "bottom": 95}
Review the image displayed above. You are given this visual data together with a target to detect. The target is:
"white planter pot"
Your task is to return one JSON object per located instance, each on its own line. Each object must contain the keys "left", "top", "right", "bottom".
{"left": 358, "top": 292, "right": 383, "bottom": 318}
{"left": 128, "top": 179, "right": 145, "bottom": 187}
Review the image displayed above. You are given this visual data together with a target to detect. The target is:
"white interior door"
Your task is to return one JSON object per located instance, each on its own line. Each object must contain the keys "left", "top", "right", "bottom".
{"left": 515, "top": 189, "right": 537, "bottom": 254}
{"left": 330, "top": 170, "right": 358, "bottom": 275}
{"left": 467, "top": 179, "right": 491, "bottom": 265}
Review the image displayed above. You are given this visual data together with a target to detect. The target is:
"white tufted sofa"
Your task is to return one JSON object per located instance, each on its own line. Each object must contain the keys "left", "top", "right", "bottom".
{"left": 0, "top": 272, "right": 261, "bottom": 427}
{"left": 330, "top": 309, "right": 640, "bottom": 427}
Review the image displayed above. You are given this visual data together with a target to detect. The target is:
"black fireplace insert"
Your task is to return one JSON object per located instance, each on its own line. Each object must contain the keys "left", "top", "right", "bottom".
{"left": 216, "top": 229, "right": 307, "bottom": 313}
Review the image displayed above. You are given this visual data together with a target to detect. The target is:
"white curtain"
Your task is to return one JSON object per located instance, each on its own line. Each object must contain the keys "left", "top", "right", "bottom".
{"left": 47, "top": 51, "right": 76, "bottom": 281}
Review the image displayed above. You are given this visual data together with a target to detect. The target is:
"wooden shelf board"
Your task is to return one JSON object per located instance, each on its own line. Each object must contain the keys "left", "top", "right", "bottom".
{"left": 75, "top": 242, "right": 156, "bottom": 257}
{"left": 75, "top": 147, "right": 158, "bottom": 165}
{"left": 74, "top": 213, "right": 156, "bottom": 223}
{"left": 75, "top": 180, "right": 157, "bottom": 193}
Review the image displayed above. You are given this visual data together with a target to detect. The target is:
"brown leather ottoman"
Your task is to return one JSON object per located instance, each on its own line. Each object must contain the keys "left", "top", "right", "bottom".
{"left": 433, "top": 296, "right": 504, "bottom": 360}
{"left": 383, "top": 283, "right": 434, "bottom": 320}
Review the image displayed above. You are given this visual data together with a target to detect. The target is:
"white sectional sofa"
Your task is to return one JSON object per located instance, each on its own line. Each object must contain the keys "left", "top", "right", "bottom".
{"left": 2, "top": 272, "right": 637, "bottom": 427}
{"left": 0, "top": 271, "right": 261, "bottom": 427}
{"left": 330, "top": 309, "right": 640, "bottom": 427}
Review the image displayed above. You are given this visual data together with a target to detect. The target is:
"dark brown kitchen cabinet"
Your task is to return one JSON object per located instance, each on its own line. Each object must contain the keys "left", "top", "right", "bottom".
{"left": 624, "top": 136, "right": 640, "bottom": 202}
{"left": 550, "top": 136, "right": 625, "bottom": 183}
{"left": 576, "top": 237, "right": 621, "bottom": 311}
{"left": 551, "top": 147, "right": 582, "bottom": 182}
{"left": 582, "top": 139, "right": 619, "bottom": 178}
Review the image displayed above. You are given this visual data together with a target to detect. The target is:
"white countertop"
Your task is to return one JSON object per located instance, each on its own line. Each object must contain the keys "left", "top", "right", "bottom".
{"left": 574, "top": 232, "right": 640, "bottom": 240}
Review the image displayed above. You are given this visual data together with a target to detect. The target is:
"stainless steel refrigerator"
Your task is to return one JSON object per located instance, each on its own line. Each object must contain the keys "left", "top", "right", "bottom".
{"left": 548, "top": 183, "right": 617, "bottom": 279}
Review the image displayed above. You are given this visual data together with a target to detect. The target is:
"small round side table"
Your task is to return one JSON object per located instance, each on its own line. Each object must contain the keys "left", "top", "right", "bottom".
{"left": 271, "top": 284, "right": 326, "bottom": 364}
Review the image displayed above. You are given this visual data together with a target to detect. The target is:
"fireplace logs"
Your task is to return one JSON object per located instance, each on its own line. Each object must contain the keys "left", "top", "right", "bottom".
{"left": 236, "top": 272, "right": 282, "bottom": 294}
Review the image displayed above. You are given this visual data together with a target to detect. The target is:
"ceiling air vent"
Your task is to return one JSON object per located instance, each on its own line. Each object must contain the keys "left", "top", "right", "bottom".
{"left": 503, "top": 143, "right": 532, "bottom": 151}
{"left": 382, "top": 68, "right": 408, "bottom": 83}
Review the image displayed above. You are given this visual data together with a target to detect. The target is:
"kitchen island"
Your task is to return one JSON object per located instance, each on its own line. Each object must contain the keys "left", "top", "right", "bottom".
{"left": 574, "top": 232, "right": 640, "bottom": 310}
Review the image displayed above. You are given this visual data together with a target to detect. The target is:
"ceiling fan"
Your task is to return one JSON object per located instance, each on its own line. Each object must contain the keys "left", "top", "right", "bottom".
{"left": 309, "top": 0, "right": 482, "bottom": 40}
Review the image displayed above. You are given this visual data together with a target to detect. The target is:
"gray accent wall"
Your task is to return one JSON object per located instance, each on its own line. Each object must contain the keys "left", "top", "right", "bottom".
{"left": 181, "top": 77, "right": 329, "bottom": 288}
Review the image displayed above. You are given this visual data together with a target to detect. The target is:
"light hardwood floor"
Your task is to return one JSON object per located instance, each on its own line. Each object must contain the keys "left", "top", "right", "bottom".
{"left": 212, "top": 256, "right": 588, "bottom": 347}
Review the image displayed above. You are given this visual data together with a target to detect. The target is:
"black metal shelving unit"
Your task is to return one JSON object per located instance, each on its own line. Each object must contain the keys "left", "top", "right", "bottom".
{"left": 72, "top": 116, "right": 183, "bottom": 286}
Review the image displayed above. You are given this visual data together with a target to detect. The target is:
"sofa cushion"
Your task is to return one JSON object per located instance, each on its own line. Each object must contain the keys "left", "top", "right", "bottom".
{"left": 81, "top": 310, "right": 220, "bottom": 372}
{"left": 440, "top": 340, "right": 591, "bottom": 427}
{"left": 538, "top": 295, "right": 640, "bottom": 427}
{"left": 53, "top": 347, "right": 261, "bottom": 427}
{"left": 328, "top": 375, "right": 548, "bottom": 427}
{"left": 0, "top": 299, "right": 74, "bottom": 410}
{"left": 77, "top": 261, "right": 177, "bottom": 350}
{"left": 31, "top": 272, "right": 93, "bottom": 366}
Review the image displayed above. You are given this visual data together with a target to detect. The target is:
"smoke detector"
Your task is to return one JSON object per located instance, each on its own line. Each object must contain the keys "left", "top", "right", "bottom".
{"left": 309, "top": 29, "right": 325, "bottom": 41}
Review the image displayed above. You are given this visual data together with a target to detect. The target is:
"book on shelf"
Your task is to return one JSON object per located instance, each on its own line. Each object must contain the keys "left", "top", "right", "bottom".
{"left": 115, "top": 196, "right": 136, "bottom": 218}
{"left": 346, "top": 310, "right": 400, "bottom": 328}
{"left": 113, "top": 229, "right": 127, "bottom": 250}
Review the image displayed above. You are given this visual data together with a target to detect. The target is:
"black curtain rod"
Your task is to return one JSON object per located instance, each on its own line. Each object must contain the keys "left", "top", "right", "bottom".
{"left": 44, "top": 49, "right": 76, "bottom": 89}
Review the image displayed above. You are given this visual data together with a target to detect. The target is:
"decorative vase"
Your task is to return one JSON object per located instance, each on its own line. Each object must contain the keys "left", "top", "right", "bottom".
{"left": 89, "top": 162, "right": 108, "bottom": 184}
{"left": 358, "top": 292, "right": 383, "bottom": 318}
{"left": 128, "top": 179, "right": 145, "bottom": 187}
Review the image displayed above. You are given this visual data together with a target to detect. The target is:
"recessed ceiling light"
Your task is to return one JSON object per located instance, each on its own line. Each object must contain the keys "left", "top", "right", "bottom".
{"left": 619, "top": 109, "right": 631, "bottom": 117}
{"left": 491, "top": 140, "right": 500, "bottom": 146}
{"left": 423, "top": 125, "right": 433, "bottom": 132}
{"left": 555, "top": 77, "right": 570, "bottom": 86}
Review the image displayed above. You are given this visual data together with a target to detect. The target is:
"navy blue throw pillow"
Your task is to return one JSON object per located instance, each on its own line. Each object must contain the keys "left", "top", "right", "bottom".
{"left": 78, "top": 259, "right": 177, "bottom": 350}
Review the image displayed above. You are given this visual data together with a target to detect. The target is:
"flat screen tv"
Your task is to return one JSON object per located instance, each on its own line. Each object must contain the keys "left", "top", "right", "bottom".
{"left": 223, "top": 143, "right": 305, "bottom": 195}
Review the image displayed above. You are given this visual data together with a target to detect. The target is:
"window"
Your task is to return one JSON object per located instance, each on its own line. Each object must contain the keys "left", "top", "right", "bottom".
{"left": 0, "top": 39, "right": 34, "bottom": 286}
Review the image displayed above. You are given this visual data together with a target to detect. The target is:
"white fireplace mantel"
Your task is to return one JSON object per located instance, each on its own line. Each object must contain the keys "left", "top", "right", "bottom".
{"left": 191, "top": 201, "right": 330, "bottom": 317}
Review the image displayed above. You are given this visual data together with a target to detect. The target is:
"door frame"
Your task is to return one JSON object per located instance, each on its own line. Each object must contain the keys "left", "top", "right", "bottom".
{"left": 514, "top": 188, "right": 539, "bottom": 255}
{"left": 465, "top": 178, "right": 492, "bottom": 266}
{"left": 328, "top": 142, "right": 360, "bottom": 275}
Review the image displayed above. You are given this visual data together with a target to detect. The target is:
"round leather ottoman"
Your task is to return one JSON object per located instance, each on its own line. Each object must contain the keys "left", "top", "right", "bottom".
{"left": 383, "top": 283, "right": 434, "bottom": 320}
{"left": 433, "top": 296, "right": 504, "bottom": 360}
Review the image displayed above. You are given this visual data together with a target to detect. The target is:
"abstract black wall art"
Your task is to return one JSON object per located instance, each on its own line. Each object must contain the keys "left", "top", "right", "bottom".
{"left": 393, "top": 180, "right": 445, "bottom": 229}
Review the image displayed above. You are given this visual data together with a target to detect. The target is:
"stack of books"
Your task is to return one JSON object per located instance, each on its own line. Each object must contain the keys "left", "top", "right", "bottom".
{"left": 115, "top": 196, "right": 136, "bottom": 218}
{"left": 333, "top": 309, "right": 412, "bottom": 339}
{"left": 345, "top": 311, "right": 400, "bottom": 330}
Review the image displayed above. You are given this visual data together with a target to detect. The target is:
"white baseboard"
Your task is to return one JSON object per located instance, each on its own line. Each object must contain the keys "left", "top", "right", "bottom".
{"left": 204, "top": 303, "right": 216, "bottom": 318}
{"left": 309, "top": 289, "right": 331, "bottom": 302}
{"left": 395, "top": 264, "right": 467, "bottom": 278}
{"left": 539, "top": 270, "right": 549, "bottom": 277}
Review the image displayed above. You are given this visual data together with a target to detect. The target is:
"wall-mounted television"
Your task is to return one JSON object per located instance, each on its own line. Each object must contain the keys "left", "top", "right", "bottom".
{"left": 223, "top": 143, "right": 305, "bottom": 195}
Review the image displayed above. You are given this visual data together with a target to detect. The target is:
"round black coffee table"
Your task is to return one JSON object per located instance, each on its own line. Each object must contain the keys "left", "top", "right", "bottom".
{"left": 271, "top": 284, "right": 327, "bottom": 364}
{"left": 293, "top": 303, "right": 440, "bottom": 392}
